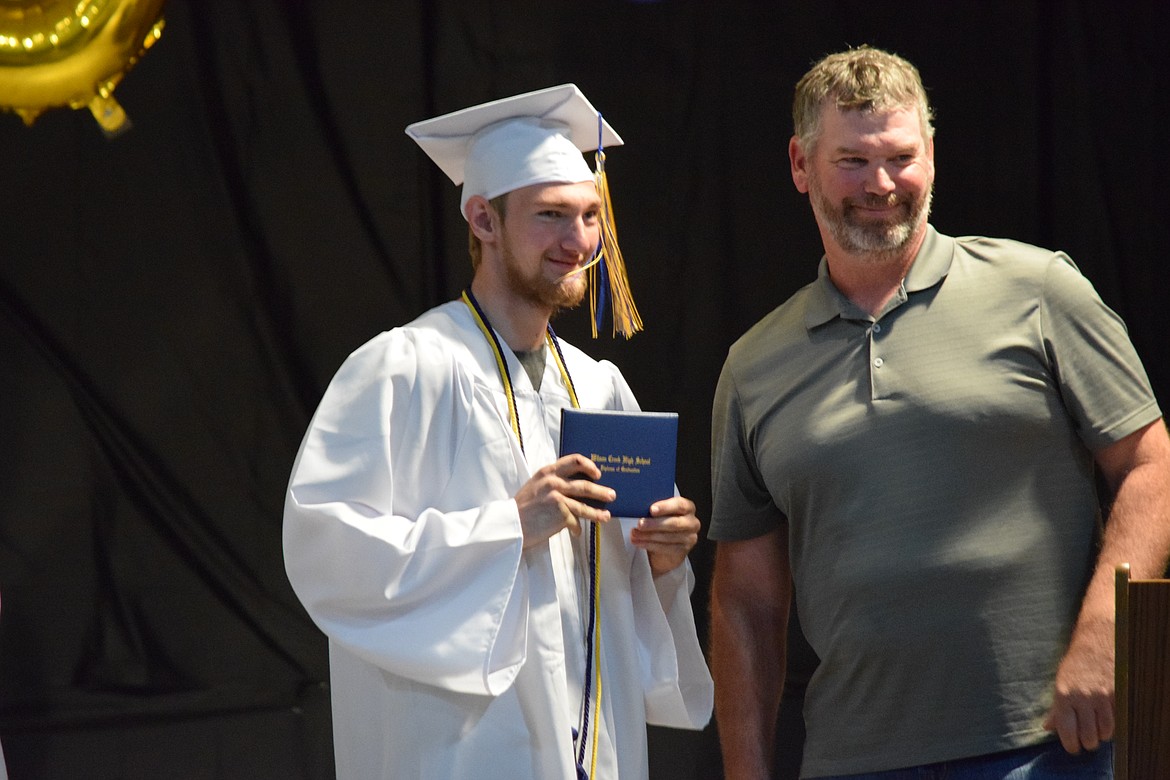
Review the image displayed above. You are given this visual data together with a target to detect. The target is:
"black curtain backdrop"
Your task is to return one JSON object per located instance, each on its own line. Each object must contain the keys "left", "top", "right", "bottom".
{"left": 2, "top": 2, "right": 1167, "bottom": 778}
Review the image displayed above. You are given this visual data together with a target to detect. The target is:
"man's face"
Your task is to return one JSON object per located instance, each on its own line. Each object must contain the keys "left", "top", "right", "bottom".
{"left": 496, "top": 181, "right": 601, "bottom": 311}
{"left": 792, "top": 105, "right": 935, "bottom": 257}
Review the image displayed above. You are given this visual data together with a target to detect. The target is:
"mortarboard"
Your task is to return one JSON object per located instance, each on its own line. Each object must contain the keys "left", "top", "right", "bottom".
{"left": 405, "top": 83, "right": 622, "bottom": 215}
{"left": 405, "top": 84, "right": 642, "bottom": 338}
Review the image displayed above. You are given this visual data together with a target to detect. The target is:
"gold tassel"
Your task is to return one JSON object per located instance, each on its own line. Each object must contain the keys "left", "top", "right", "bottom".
{"left": 590, "top": 149, "right": 643, "bottom": 339}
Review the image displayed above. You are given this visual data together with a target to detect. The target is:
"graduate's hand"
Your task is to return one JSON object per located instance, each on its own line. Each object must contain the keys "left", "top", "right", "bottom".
{"left": 515, "top": 454, "right": 613, "bottom": 549}
{"left": 630, "top": 495, "right": 700, "bottom": 577}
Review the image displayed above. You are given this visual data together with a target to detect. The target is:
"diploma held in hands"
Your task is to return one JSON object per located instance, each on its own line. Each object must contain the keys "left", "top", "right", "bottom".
{"left": 559, "top": 409, "right": 679, "bottom": 517}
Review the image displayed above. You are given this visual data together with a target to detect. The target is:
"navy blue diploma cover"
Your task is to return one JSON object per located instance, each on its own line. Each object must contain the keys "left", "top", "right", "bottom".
{"left": 558, "top": 409, "right": 679, "bottom": 518}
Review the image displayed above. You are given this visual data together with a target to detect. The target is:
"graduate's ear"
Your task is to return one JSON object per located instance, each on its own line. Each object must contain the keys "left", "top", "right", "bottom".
{"left": 465, "top": 195, "right": 500, "bottom": 243}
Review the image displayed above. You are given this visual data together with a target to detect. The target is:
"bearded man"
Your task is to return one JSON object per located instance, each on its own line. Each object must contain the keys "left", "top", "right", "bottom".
{"left": 708, "top": 46, "right": 1170, "bottom": 780}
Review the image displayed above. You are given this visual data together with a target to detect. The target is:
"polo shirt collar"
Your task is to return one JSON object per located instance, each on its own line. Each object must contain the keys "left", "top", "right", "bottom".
{"left": 804, "top": 225, "right": 954, "bottom": 329}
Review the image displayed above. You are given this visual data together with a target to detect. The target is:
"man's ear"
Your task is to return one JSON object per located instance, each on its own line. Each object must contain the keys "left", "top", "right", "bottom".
{"left": 465, "top": 195, "right": 499, "bottom": 242}
{"left": 789, "top": 135, "right": 810, "bottom": 194}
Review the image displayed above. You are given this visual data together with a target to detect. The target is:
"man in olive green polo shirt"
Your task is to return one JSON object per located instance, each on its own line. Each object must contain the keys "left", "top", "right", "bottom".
{"left": 708, "top": 46, "right": 1170, "bottom": 779}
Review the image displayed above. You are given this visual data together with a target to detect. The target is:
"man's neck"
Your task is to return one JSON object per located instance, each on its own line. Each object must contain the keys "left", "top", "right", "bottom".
{"left": 469, "top": 277, "right": 550, "bottom": 352}
{"left": 826, "top": 253, "right": 912, "bottom": 316}
{"left": 823, "top": 229, "right": 926, "bottom": 317}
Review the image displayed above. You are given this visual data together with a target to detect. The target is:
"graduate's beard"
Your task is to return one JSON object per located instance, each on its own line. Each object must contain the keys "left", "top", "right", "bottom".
{"left": 810, "top": 173, "right": 933, "bottom": 258}
{"left": 502, "top": 242, "right": 587, "bottom": 315}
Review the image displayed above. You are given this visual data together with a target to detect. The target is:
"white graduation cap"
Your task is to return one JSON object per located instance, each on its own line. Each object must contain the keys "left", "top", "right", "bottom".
{"left": 405, "top": 83, "right": 623, "bottom": 218}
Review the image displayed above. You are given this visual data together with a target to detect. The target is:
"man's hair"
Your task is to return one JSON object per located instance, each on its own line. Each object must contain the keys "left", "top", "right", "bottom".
{"left": 467, "top": 194, "right": 509, "bottom": 270}
{"left": 793, "top": 45, "right": 935, "bottom": 153}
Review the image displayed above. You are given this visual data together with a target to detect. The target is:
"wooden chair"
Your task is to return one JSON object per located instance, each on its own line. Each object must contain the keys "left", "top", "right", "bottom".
{"left": 1114, "top": 563, "right": 1170, "bottom": 780}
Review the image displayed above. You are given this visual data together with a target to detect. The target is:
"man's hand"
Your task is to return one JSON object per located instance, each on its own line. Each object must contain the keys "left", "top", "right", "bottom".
{"left": 630, "top": 495, "right": 700, "bottom": 576}
{"left": 514, "top": 454, "right": 614, "bottom": 549}
{"left": 1043, "top": 618, "right": 1115, "bottom": 753}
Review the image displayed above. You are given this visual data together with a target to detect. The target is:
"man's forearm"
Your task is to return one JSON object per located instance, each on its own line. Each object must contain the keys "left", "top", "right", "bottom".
{"left": 710, "top": 579, "right": 790, "bottom": 779}
{"left": 1083, "top": 424, "right": 1170, "bottom": 629}
{"left": 1045, "top": 421, "right": 1170, "bottom": 750}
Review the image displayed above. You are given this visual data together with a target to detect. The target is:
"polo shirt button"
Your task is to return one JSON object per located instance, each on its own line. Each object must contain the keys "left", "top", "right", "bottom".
{"left": 874, "top": 357, "right": 884, "bottom": 368}
{"left": 873, "top": 323, "right": 882, "bottom": 333}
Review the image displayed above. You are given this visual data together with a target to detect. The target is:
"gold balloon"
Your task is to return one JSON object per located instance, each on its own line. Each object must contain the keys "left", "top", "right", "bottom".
{"left": 0, "top": 0, "right": 165, "bottom": 134}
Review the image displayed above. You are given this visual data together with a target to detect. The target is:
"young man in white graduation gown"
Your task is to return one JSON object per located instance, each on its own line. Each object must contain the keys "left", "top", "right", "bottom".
{"left": 283, "top": 84, "right": 713, "bottom": 780}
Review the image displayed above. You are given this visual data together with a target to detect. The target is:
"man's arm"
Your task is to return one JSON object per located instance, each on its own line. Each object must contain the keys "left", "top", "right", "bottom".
{"left": 1044, "top": 418, "right": 1170, "bottom": 752}
{"left": 710, "top": 527, "right": 792, "bottom": 780}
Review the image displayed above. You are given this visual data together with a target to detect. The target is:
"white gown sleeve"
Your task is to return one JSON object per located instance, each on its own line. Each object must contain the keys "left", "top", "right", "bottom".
{"left": 604, "top": 359, "right": 715, "bottom": 729}
{"left": 636, "top": 559, "right": 714, "bottom": 728}
{"left": 283, "top": 329, "right": 529, "bottom": 696}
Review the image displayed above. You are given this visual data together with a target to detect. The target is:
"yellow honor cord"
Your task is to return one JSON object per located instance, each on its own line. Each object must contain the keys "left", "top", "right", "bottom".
{"left": 545, "top": 331, "right": 580, "bottom": 409}
{"left": 589, "top": 533, "right": 604, "bottom": 774}
{"left": 461, "top": 290, "right": 522, "bottom": 446}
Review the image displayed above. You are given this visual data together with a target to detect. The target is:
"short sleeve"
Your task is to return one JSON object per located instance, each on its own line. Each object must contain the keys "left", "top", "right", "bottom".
{"left": 1040, "top": 254, "right": 1162, "bottom": 451}
{"left": 708, "top": 357, "right": 786, "bottom": 541}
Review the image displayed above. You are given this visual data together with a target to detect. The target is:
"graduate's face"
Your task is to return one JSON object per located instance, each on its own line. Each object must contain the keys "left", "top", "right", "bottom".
{"left": 791, "top": 105, "right": 934, "bottom": 257}
{"left": 496, "top": 181, "right": 600, "bottom": 310}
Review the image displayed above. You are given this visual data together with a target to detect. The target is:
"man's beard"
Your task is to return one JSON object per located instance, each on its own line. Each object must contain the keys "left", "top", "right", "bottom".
{"left": 502, "top": 240, "right": 588, "bottom": 314}
{"left": 810, "top": 175, "right": 933, "bottom": 258}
